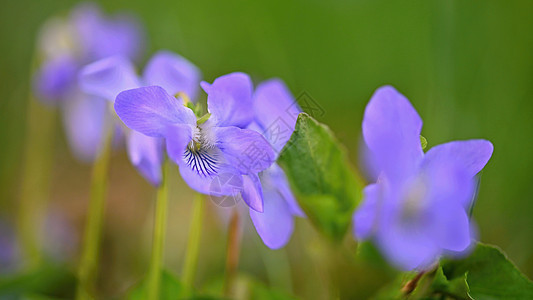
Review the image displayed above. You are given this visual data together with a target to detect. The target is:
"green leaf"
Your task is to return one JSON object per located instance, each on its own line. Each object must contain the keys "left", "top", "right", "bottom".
{"left": 442, "top": 243, "right": 533, "bottom": 300}
{"left": 426, "top": 267, "right": 471, "bottom": 300}
{"left": 373, "top": 244, "right": 533, "bottom": 300}
{"left": 0, "top": 263, "right": 76, "bottom": 299}
{"left": 201, "top": 274, "right": 295, "bottom": 300}
{"left": 127, "top": 269, "right": 186, "bottom": 300}
{"left": 372, "top": 267, "right": 471, "bottom": 300}
{"left": 127, "top": 269, "right": 225, "bottom": 300}
{"left": 248, "top": 278, "right": 297, "bottom": 300}
{"left": 372, "top": 273, "right": 416, "bottom": 300}
{"left": 278, "top": 113, "right": 363, "bottom": 242}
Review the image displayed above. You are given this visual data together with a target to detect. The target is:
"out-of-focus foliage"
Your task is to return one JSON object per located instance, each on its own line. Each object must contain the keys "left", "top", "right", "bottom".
{"left": 375, "top": 243, "right": 533, "bottom": 299}
{"left": 374, "top": 267, "right": 471, "bottom": 300}
{"left": 426, "top": 267, "right": 470, "bottom": 299}
{"left": 127, "top": 269, "right": 187, "bottom": 300}
{"left": 201, "top": 274, "right": 297, "bottom": 300}
{"left": 0, "top": 263, "right": 76, "bottom": 298}
{"left": 442, "top": 243, "right": 533, "bottom": 299}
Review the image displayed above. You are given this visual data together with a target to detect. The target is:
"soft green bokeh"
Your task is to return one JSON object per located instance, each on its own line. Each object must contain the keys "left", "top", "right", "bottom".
{"left": 1, "top": 0, "right": 532, "bottom": 297}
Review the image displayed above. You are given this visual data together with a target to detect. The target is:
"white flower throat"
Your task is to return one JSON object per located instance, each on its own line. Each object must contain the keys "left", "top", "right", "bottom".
{"left": 184, "top": 121, "right": 220, "bottom": 177}
{"left": 401, "top": 177, "right": 428, "bottom": 223}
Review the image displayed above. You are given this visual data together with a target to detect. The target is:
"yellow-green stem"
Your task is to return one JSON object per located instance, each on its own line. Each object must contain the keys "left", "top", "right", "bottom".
{"left": 257, "top": 241, "right": 293, "bottom": 293}
{"left": 181, "top": 193, "right": 205, "bottom": 290}
{"left": 18, "top": 97, "right": 57, "bottom": 268}
{"left": 146, "top": 160, "right": 169, "bottom": 300}
{"left": 76, "top": 128, "right": 113, "bottom": 300}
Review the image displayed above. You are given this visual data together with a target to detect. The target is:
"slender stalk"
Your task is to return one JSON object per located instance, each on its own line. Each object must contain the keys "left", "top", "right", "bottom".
{"left": 18, "top": 50, "right": 57, "bottom": 268}
{"left": 223, "top": 209, "right": 241, "bottom": 297}
{"left": 18, "top": 97, "right": 57, "bottom": 268}
{"left": 256, "top": 239, "right": 293, "bottom": 293}
{"left": 175, "top": 92, "right": 191, "bottom": 105}
{"left": 76, "top": 128, "right": 114, "bottom": 300}
{"left": 325, "top": 241, "right": 341, "bottom": 300}
{"left": 401, "top": 271, "right": 426, "bottom": 296}
{"left": 146, "top": 161, "right": 169, "bottom": 300}
{"left": 182, "top": 193, "right": 205, "bottom": 289}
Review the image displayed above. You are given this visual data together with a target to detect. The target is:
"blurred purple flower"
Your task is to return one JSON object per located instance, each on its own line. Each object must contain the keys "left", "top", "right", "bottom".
{"left": 32, "top": 2, "right": 145, "bottom": 162}
{"left": 34, "top": 2, "right": 144, "bottom": 103}
{"left": 114, "top": 73, "right": 276, "bottom": 210}
{"left": 353, "top": 86, "right": 493, "bottom": 270}
{"left": 0, "top": 220, "right": 18, "bottom": 273}
{"left": 43, "top": 209, "right": 78, "bottom": 261}
{"left": 246, "top": 79, "right": 305, "bottom": 249}
{"left": 78, "top": 51, "right": 201, "bottom": 186}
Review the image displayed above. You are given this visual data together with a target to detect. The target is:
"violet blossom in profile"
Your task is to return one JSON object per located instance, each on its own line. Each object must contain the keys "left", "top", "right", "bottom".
{"left": 114, "top": 73, "right": 276, "bottom": 210}
{"left": 353, "top": 86, "right": 493, "bottom": 271}
{"left": 32, "top": 2, "right": 145, "bottom": 161}
{"left": 246, "top": 79, "right": 305, "bottom": 249}
{"left": 78, "top": 51, "right": 201, "bottom": 186}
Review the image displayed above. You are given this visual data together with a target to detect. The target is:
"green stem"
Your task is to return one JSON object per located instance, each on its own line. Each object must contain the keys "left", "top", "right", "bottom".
{"left": 401, "top": 271, "right": 426, "bottom": 296}
{"left": 17, "top": 50, "right": 57, "bottom": 268}
{"left": 257, "top": 241, "right": 293, "bottom": 293}
{"left": 146, "top": 161, "right": 169, "bottom": 300}
{"left": 18, "top": 97, "right": 57, "bottom": 268}
{"left": 174, "top": 92, "right": 192, "bottom": 105}
{"left": 76, "top": 128, "right": 114, "bottom": 300}
{"left": 182, "top": 193, "right": 205, "bottom": 290}
{"left": 223, "top": 209, "right": 241, "bottom": 297}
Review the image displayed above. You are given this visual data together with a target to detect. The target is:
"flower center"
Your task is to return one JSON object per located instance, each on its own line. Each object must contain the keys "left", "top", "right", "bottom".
{"left": 39, "top": 18, "right": 81, "bottom": 60}
{"left": 400, "top": 178, "right": 428, "bottom": 223}
{"left": 183, "top": 124, "right": 220, "bottom": 177}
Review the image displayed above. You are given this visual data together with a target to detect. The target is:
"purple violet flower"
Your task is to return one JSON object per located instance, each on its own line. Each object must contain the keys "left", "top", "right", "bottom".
{"left": 353, "top": 86, "right": 494, "bottom": 270}
{"left": 32, "top": 2, "right": 145, "bottom": 162}
{"left": 246, "top": 79, "right": 305, "bottom": 249}
{"left": 114, "top": 73, "right": 276, "bottom": 211}
{"left": 78, "top": 51, "right": 201, "bottom": 186}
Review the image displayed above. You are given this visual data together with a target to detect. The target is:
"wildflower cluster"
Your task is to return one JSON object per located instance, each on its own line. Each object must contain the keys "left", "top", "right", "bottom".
{"left": 31, "top": 2, "right": 496, "bottom": 262}
{"left": 33, "top": 3, "right": 144, "bottom": 161}
{"left": 33, "top": 3, "right": 306, "bottom": 248}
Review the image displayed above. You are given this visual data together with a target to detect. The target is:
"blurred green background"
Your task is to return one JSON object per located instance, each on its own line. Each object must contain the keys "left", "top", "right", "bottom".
{"left": 1, "top": 0, "right": 532, "bottom": 298}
